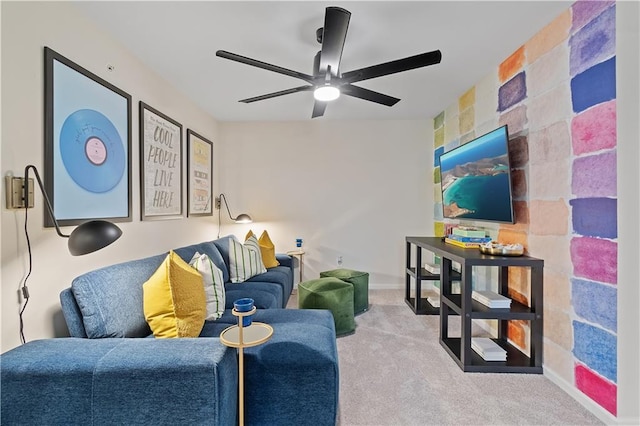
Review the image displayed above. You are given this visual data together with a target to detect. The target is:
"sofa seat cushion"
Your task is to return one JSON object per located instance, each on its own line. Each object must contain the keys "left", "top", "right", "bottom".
{"left": 0, "top": 338, "right": 238, "bottom": 426}
{"left": 71, "top": 254, "right": 166, "bottom": 339}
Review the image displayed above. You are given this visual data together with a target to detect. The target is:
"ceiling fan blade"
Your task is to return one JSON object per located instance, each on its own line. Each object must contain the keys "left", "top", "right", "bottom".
{"left": 341, "top": 84, "right": 400, "bottom": 106}
{"left": 216, "top": 50, "right": 315, "bottom": 83}
{"left": 341, "top": 50, "right": 442, "bottom": 84}
{"left": 311, "top": 101, "right": 327, "bottom": 118}
{"left": 239, "top": 85, "right": 314, "bottom": 103}
{"left": 319, "top": 7, "right": 351, "bottom": 77}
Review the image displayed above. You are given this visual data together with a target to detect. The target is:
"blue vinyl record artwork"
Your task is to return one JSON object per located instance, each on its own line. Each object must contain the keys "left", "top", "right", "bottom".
{"left": 59, "top": 109, "right": 126, "bottom": 193}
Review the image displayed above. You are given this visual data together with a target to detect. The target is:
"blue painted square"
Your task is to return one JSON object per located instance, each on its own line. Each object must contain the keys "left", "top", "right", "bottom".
{"left": 434, "top": 146, "right": 445, "bottom": 167}
{"left": 571, "top": 56, "right": 616, "bottom": 113}
{"left": 569, "top": 5, "right": 616, "bottom": 77}
{"left": 572, "top": 278, "right": 617, "bottom": 332}
{"left": 570, "top": 197, "right": 617, "bottom": 239}
{"left": 572, "top": 320, "right": 617, "bottom": 382}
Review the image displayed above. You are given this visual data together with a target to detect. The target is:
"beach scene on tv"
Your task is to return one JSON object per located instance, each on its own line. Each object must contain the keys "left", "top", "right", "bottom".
{"left": 439, "top": 127, "right": 514, "bottom": 223}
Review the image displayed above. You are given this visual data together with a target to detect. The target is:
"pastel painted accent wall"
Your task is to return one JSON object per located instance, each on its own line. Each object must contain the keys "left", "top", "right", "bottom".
{"left": 431, "top": 1, "right": 618, "bottom": 416}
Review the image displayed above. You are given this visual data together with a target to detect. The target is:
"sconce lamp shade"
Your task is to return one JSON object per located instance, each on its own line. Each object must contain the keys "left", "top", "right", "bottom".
{"left": 234, "top": 213, "right": 253, "bottom": 224}
{"left": 68, "top": 220, "right": 123, "bottom": 256}
{"left": 218, "top": 193, "right": 253, "bottom": 224}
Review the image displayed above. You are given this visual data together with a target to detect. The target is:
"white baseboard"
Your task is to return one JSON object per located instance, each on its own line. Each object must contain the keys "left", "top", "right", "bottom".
{"left": 543, "top": 366, "right": 620, "bottom": 425}
{"left": 369, "top": 283, "right": 403, "bottom": 290}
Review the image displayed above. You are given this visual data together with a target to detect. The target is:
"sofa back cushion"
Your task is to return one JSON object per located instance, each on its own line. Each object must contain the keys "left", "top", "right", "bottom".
{"left": 173, "top": 241, "right": 229, "bottom": 283}
{"left": 71, "top": 254, "right": 166, "bottom": 338}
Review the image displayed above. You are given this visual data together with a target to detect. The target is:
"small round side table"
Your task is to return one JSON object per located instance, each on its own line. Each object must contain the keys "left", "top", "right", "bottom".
{"left": 286, "top": 249, "right": 306, "bottom": 285}
{"left": 220, "top": 307, "right": 273, "bottom": 426}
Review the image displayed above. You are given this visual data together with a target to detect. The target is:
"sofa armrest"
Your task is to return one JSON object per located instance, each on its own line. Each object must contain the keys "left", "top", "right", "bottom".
{"left": 275, "top": 253, "right": 293, "bottom": 268}
{"left": 1, "top": 338, "right": 238, "bottom": 425}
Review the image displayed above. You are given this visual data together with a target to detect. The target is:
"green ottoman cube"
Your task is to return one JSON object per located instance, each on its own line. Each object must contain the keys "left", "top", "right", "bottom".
{"left": 298, "top": 277, "right": 355, "bottom": 336}
{"left": 320, "top": 268, "right": 369, "bottom": 315}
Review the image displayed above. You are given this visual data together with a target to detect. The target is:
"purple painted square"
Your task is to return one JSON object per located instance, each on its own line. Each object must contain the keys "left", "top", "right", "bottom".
{"left": 570, "top": 5, "right": 615, "bottom": 77}
{"left": 572, "top": 150, "right": 617, "bottom": 198}
{"left": 570, "top": 197, "right": 617, "bottom": 239}
{"left": 571, "top": 236, "right": 617, "bottom": 284}
{"left": 572, "top": 1, "right": 615, "bottom": 33}
{"left": 572, "top": 278, "right": 617, "bottom": 332}
{"left": 498, "top": 72, "right": 527, "bottom": 112}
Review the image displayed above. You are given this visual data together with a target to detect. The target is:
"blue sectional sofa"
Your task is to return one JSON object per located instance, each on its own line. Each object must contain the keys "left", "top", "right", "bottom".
{"left": 1, "top": 235, "right": 340, "bottom": 425}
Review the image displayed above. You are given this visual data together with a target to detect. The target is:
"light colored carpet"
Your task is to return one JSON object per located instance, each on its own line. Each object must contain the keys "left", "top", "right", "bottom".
{"left": 289, "top": 289, "right": 602, "bottom": 426}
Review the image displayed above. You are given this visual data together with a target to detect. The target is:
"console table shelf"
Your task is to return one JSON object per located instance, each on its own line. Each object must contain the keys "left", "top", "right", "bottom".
{"left": 405, "top": 236, "right": 544, "bottom": 374}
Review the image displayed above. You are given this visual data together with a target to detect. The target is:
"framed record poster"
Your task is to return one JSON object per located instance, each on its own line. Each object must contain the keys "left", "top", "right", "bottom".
{"left": 186, "top": 129, "right": 213, "bottom": 217}
{"left": 139, "top": 102, "right": 183, "bottom": 220}
{"left": 44, "top": 46, "right": 132, "bottom": 227}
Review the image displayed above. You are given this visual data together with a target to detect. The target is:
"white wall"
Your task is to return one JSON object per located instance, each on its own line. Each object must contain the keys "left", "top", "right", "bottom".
{"left": 1, "top": 2, "right": 221, "bottom": 351}
{"left": 616, "top": 1, "right": 640, "bottom": 423}
{"left": 218, "top": 120, "right": 433, "bottom": 287}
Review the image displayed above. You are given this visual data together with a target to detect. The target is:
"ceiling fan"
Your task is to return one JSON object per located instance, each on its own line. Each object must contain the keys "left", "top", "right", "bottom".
{"left": 216, "top": 6, "right": 442, "bottom": 118}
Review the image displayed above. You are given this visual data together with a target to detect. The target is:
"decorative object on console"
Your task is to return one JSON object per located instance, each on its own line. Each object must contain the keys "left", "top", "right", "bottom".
{"left": 5, "top": 165, "right": 123, "bottom": 344}
{"left": 44, "top": 46, "right": 132, "bottom": 226}
{"left": 143, "top": 251, "right": 206, "bottom": 338}
{"left": 215, "top": 6, "right": 441, "bottom": 118}
{"left": 479, "top": 241, "right": 524, "bottom": 256}
{"left": 139, "top": 101, "right": 183, "bottom": 221}
{"left": 186, "top": 129, "right": 213, "bottom": 217}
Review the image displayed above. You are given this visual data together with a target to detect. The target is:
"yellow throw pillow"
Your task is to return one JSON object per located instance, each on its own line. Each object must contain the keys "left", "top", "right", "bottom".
{"left": 143, "top": 251, "right": 206, "bottom": 338}
{"left": 245, "top": 230, "right": 280, "bottom": 269}
{"left": 258, "top": 230, "right": 280, "bottom": 268}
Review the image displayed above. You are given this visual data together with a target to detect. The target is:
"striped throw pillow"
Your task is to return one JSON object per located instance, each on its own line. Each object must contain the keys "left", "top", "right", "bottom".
{"left": 189, "top": 252, "right": 226, "bottom": 320}
{"left": 229, "top": 235, "right": 267, "bottom": 283}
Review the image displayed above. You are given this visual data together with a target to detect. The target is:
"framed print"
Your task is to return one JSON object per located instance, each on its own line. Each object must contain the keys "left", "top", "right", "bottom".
{"left": 44, "top": 46, "right": 132, "bottom": 227}
{"left": 186, "top": 129, "right": 213, "bottom": 217}
{"left": 139, "top": 102, "right": 183, "bottom": 220}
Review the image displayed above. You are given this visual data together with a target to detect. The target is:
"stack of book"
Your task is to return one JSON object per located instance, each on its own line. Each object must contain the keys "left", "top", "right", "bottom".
{"left": 423, "top": 262, "right": 440, "bottom": 274}
{"left": 452, "top": 226, "right": 487, "bottom": 238}
{"left": 444, "top": 234, "right": 492, "bottom": 249}
{"left": 471, "top": 337, "right": 507, "bottom": 361}
{"left": 426, "top": 295, "right": 440, "bottom": 307}
{"left": 472, "top": 290, "right": 512, "bottom": 308}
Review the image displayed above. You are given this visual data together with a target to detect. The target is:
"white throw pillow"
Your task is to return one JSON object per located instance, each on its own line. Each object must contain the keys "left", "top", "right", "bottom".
{"left": 189, "top": 252, "right": 226, "bottom": 320}
{"left": 228, "top": 235, "right": 267, "bottom": 283}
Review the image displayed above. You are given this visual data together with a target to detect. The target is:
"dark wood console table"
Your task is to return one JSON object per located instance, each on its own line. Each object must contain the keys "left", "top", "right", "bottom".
{"left": 406, "top": 236, "right": 543, "bottom": 373}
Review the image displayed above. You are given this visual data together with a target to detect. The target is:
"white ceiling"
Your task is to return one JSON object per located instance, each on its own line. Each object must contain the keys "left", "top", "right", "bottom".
{"left": 72, "top": 1, "right": 572, "bottom": 122}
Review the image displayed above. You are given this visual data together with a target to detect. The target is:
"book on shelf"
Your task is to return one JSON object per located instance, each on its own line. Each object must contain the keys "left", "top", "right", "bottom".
{"left": 427, "top": 296, "right": 440, "bottom": 307}
{"left": 471, "top": 338, "right": 507, "bottom": 361}
{"left": 452, "top": 226, "right": 487, "bottom": 238}
{"left": 424, "top": 262, "right": 441, "bottom": 274}
{"left": 472, "top": 291, "right": 512, "bottom": 308}
{"left": 444, "top": 238, "right": 481, "bottom": 248}
{"left": 446, "top": 234, "right": 492, "bottom": 244}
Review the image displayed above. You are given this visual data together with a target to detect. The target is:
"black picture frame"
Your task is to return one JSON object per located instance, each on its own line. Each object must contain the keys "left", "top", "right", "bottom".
{"left": 139, "top": 102, "right": 183, "bottom": 220}
{"left": 44, "top": 46, "right": 132, "bottom": 226}
{"left": 186, "top": 129, "right": 213, "bottom": 217}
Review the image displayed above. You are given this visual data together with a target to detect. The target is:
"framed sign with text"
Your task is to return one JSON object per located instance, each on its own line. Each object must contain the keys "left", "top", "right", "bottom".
{"left": 187, "top": 129, "right": 213, "bottom": 217}
{"left": 139, "top": 102, "right": 183, "bottom": 220}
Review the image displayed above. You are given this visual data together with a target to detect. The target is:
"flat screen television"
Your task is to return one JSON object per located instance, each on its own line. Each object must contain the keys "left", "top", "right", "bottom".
{"left": 439, "top": 125, "right": 515, "bottom": 224}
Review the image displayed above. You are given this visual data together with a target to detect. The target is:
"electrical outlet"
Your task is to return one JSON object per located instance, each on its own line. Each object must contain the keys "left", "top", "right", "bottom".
{"left": 337, "top": 256, "right": 343, "bottom": 266}
{"left": 215, "top": 197, "right": 221, "bottom": 210}
{"left": 5, "top": 176, "right": 34, "bottom": 209}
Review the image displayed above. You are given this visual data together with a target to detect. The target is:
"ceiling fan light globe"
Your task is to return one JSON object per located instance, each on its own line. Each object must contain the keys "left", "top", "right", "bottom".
{"left": 314, "top": 86, "right": 340, "bottom": 101}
